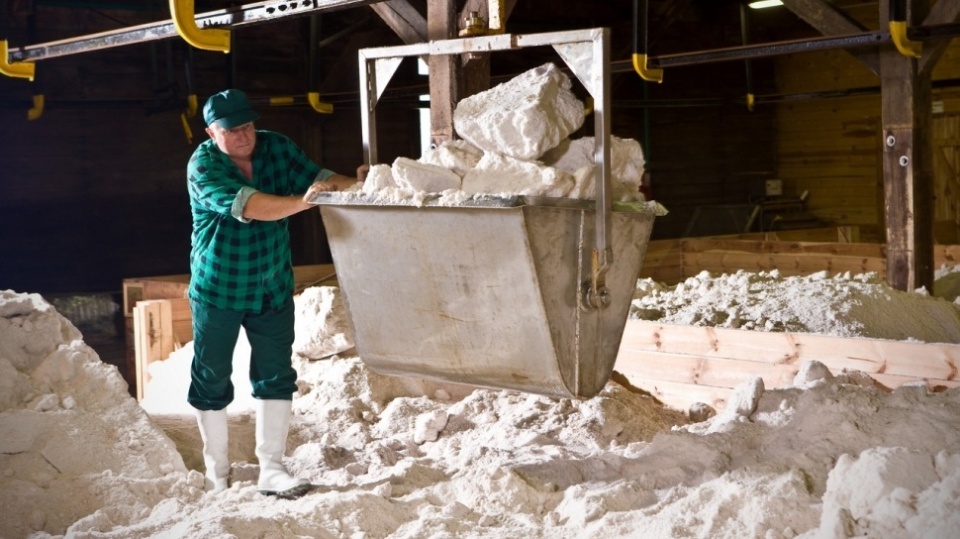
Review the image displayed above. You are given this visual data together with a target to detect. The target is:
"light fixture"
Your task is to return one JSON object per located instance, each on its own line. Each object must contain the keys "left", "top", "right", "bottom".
{"left": 748, "top": 0, "right": 783, "bottom": 8}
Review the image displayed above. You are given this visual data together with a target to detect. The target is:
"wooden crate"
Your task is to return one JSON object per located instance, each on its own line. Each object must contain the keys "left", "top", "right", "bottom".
{"left": 125, "top": 264, "right": 337, "bottom": 400}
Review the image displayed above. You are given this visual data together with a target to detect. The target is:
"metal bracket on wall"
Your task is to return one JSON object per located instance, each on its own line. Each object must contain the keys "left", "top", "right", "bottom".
{"left": 6, "top": 0, "right": 386, "bottom": 63}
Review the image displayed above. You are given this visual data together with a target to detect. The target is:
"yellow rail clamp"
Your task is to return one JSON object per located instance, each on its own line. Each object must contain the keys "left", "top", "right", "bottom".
{"left": 308, "top": 92, "right": 333, "bottom": 114}
{"left": 1, "top": 40, "right": 35, "bottom": 81}
{"left": 185, "top": 94, "right": 198, "bottom": 117}
{"left": 631, "top": 53, "right": 663, "bottom": 83}
{"left": 170, "top": 0, "right": 230, "bottom": 53}
{"left": 27, "top": 94, "right": 44, "bottom": 120}
{"left": 269, "top": 96, "right": 296, "bottom": 106}
{"left": 889, "top": 21, "right": 921, "bottom": 59}
{"left": 180, "top": 112, "right": 194, "bottom": 144}
{"left": 747, "top": 92, "right": 755, "bottom": 112}
{"left": 180, "top": 94, "right": 198, "bottom": 144}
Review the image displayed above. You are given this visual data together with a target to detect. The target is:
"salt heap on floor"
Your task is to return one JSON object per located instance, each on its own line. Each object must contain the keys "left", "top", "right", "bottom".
{"left": 355, "top": 62, "right": 649, "bottom": 205}
{"left": 0, "top": 291, "right": 192, "bottom": 538}
{"left": 3, "top": 288, "right": 960, "bottom": 538}
{"left": 630, "top": 269, "right": 960, "bottom": 343}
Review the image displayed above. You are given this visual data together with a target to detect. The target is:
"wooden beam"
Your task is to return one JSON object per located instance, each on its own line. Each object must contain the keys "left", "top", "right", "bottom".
{"left": 781, "top": 0, "right": 880, "bottom": 75}
{"left": 458, "top": 0, "right": 519, "bottom": 98}
{"left": 919, "top": 0, "right": 960, "bottom": 77}
{"left": 879, "top": 0, "right": 935, "bottom": 292}
{"left": 369, "top": 0, "right": 427, "bottom": 44}
{"left": 427, "top": 0, "right": 459, "bottom": 147}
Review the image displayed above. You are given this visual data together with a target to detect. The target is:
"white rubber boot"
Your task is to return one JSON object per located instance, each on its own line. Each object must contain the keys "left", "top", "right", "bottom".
{"left": 255, "top": 399, "right": 310, "bottom": 498}
{"left": 194, "top": 408, "right": 229, "bottom": 492}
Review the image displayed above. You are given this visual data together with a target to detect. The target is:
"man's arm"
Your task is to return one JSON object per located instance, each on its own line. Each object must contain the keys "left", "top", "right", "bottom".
{"left": 241, "top": 164, "right": 368, "bottom": 222}
{"left": 242, "top": 192, "right": 311, "bottom": 221}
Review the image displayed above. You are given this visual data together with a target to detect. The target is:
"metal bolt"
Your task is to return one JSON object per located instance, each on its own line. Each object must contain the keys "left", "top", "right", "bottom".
{"left": 886, "top": 135, "right": 896, "bottom": 147}
{"left": 899, "top": 156, "right": 909, "bottom": 167}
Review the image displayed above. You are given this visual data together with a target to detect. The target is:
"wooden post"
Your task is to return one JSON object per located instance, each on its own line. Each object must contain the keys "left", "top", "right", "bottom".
{"left": 879, "top": 0, "right": 934, "bottom": 292}
{"left": 427, "top": 0, "right": 459, "bottom": 148}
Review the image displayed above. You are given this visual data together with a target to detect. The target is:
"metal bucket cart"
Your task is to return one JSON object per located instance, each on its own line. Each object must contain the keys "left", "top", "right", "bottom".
{"left": 310, "top": 28, "right": 659, "bottom": 399}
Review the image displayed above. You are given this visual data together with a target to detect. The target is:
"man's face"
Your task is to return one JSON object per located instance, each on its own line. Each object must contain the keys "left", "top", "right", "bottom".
{"left": 207, "top": 122, "right": 256, "bottom": 159}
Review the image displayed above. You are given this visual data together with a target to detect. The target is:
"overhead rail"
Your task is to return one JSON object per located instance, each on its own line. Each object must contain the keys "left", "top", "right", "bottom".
{"left": 616, "top": 22, "right": 960, "bottom": 72}
{"left": 5, "top": 0, "right": 384, "bottom": 63}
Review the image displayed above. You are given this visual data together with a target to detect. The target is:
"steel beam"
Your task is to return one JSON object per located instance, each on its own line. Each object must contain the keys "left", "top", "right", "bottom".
{"left": 7, "top": 0, "right": 384, "bottom": 62}
{"left": 611, "top": 23, "right": 960, "bottom": 71}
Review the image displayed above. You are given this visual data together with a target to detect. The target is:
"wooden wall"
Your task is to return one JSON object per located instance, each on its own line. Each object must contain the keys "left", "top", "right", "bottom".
{"left": 773, "top": 4, "right": 960, "bottom": 244}
{"left": 0, "top": 5, "right": 410, "bottom": 295}
{"left": 3, "top": 1, "right": 956, "bottom": 298}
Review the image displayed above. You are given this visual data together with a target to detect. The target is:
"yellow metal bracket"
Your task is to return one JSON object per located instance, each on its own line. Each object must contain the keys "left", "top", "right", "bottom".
{"left": 889, "top": 21, "right": 921, "bottom": 59}
{"left": 307, "top": 92, "right": 333, "bottom": 114}
{"left": 28, "top": 94, "right": 44, "bottom": 120}
{"left": 180, "top": 94, "right": 198, "bottom": 144}
{"left": 746, "top": 92, "right": 755, "bottom": 112}
{"left": 170, "top": 0, "right": 230, "bottom": 53}
{"left": 1, "top": 40, "right": 35, "bottom": 81}
{"left": 266, "top": 94, "right": 333, "bottom": 114}
{"left": 631, "top": 53, "right": 663, "bottom": 83}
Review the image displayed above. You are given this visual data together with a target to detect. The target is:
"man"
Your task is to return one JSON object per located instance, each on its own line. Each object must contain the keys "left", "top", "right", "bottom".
{"left": 186, "top": 88, "right": 365, "bottom": 499}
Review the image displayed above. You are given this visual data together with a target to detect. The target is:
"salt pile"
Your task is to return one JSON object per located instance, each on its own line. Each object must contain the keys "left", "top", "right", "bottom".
{"left": 350, "top": 62, "right": 651, "bottom": 206}
{"left": 3, "top": 288, "right": 960, "bottom": 538}
{"left": 0, "top": 291, "right": 191, "bottom": 538}
{"left": 630, "top": 269, "right": 960, "bottom": 343}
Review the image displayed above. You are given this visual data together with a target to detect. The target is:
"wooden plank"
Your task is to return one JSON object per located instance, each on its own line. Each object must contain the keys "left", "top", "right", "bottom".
{"left": 293, "top": 263, "right": 338, "bottom": 291}
{"left": 613, "top": 369, "right": 733, "bottom": 412}
{"left": 615, "top": 348, "right": 800, "bottom": 390}
{"left": 369, "top": 0, "right": 427, "bottom": 45}
{"left": 133, "top": 300, "right": 173, "bottom": 402}
{"left": 680, "top": 238, "right": 884, "bottom": 257}
{"left": 618, "top": 320, "right": 960, "bottom": 382}
{"left": 935, "top": 245, "right": 960, "bottom": 266}
{"left": 682, "top": 251, "right": 887, "bottom": 277}
{"left": 615, "top": 320, "right": 960, "bottom": 412}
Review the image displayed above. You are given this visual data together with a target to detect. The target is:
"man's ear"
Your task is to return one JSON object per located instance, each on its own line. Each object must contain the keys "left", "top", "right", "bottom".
{"left": 205, "top": 126, "right": 215, "bottom": 139}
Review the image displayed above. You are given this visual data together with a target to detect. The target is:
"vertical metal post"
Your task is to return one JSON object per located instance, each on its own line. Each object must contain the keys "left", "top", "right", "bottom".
{"left": 359, "top": 54, "right": 377, "bottom": 165}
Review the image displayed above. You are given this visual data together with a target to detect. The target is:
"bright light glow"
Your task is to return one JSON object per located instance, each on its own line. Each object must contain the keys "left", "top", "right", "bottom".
{"left": 419, "top": 94, "right": 431, "bottom": 154}
{"left": 748, "top": 0, "right": 783, "bottom": 8}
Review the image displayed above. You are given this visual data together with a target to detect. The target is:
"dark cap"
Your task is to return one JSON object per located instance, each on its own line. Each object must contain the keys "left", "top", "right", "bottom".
{"left": 203, "top": 89, "right": 260, "bottom": 129}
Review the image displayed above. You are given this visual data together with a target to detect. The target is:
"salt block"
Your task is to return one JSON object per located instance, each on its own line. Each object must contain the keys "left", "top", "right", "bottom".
{"left": 361, "top": 163, "right": 397, "bottom": 194}
{"left": 461, "top": 151, "right": 573, "bottom": 197}
{"left": 541, "top": 136, "right": 646, "bottom": 201}
{"left": 418, "top": 140, "right": 483, "bottom": 176}
{"left": 392, "top": 157, "right": 462, "bottom": 193}
{"left": 453, "top": 63, "right": 585, "bottom": 160}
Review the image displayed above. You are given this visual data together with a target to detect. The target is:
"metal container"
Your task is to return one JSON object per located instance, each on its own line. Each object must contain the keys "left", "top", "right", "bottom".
{"left": 314, "top": 195, "right": 656, "bottom": 398}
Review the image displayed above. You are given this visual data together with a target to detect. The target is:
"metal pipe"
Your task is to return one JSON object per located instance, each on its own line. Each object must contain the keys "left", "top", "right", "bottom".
{"left": 631, "top": 0, "right": 663, "bottom": 82}
{"left": 7, "top": 0, "right": 385, "bottom": 62}
{"left": 740, "top": 1, "right": 755, "bottom": 111}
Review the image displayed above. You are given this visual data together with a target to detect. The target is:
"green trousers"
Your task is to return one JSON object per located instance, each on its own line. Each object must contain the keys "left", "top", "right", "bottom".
{"left": 188, "top": 298, "right": 298, "bottom": 410}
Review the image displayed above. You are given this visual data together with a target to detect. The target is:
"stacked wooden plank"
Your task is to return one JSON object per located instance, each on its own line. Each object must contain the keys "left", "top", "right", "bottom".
{"left": 615, "top": 320, "right": 960, "bottom": 414}
{"left": 622, "top": 234, "right": 960, "bottom": 412}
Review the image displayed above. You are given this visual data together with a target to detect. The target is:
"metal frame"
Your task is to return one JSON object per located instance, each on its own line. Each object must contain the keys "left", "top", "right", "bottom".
{"left": 358, "top": 28, "right": 615, "bottom": 298}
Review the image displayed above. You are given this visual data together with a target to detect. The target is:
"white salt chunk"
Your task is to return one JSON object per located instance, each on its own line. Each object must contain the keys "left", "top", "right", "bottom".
{"left": 392, "top": 157, "right": 462, "bottom": 192}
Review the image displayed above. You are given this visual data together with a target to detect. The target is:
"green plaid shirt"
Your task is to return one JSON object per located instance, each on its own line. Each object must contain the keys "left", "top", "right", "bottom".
{"left": 187, "top": 130, "right": 333, "bottom": 312}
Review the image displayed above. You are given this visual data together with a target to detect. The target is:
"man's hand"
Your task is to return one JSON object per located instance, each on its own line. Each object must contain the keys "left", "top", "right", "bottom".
{"left": 357, "top": 164, "right": 369, "bottom": 182}
{"left": 303, "top": 180, "right": 339, "bottom": 203}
